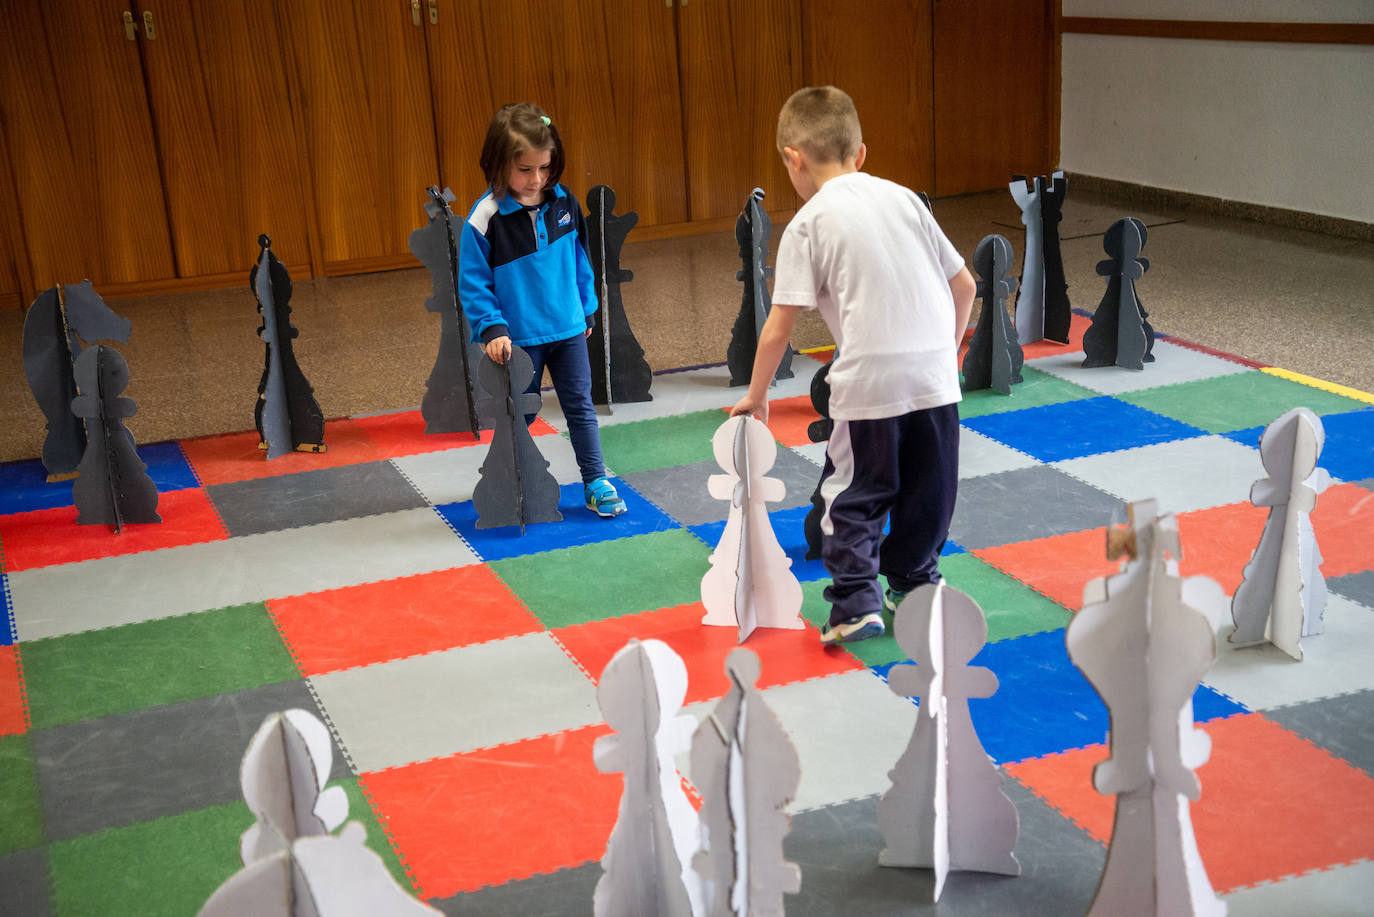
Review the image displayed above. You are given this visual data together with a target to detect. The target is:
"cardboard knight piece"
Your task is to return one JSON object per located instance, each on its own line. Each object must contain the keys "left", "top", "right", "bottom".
{"left": 961, "top": 234, "right": 1025, "bottom": 395}
{"left": 586, "top": 184, "right": 653, "bottom": 409}
{"left": 251, "top": 235, "right": 325, "bottom": 459}
{"left": 471, "top": 347, "right": 562, "bottom": 532}
{"left": 727, "top": 188, "right": 793, "bottom": 387}
{"left": 1229, "top": 407, "right": 1331, "bottom": 661}
{"left": 70, "top": 344, "right": 160, "bottom": 531}
{"left": 1010, "top": 172, "right": 1071, "bottom": 346}
{"left": 877, "top": 583, "right": 1020, "bottom": 901}
{"left": 1069, "top": 500, "right": 1227, "bottom": 916}
{"left": 22, "top": 280, "right": 131, "bottom": 479}
{"left": 408, "top": 185, "right": 485, "bottom": 436}
{"left": 1082, "top": 217, "right": 1156, "bottom": 370}
{"left": 803, "top": 357, "right": 834, "bottom": 561}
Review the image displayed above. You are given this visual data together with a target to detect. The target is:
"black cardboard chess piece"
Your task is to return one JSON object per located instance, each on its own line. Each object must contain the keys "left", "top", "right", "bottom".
{"left": 1010, "top": 172, "right": 1071, "bottom": 346}
{"left": 727, "top": 188, "right": 793, "bottom": 387}
{"left": 251, "top": 235, "right": 326, "bottom": 459}
{"left": 472, "top": 346, "right": 562, "bottom": 533}
{"left": 1082, "top": 217, "right": 1156, "bottom": 370}
{"left": 409, "top": 186, "right": 485, "bottom": 437}
{"left": 22, "top": 280, "right": 131, "bottom": 480}
{"left": 803, "top": 358, "right": 834, "bottom": 561}
{"left": 962, "top": 234, "right": 1025, "bottom": 394}
{"left": 586, "top": 184, "right": 653, "bottom": 409}
{"left": 70, "top": 344, "right": 160, "bottom": 531}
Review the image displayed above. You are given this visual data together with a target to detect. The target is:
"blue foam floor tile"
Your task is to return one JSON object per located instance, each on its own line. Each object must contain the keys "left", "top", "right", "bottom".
{"left": 964, "top": 395, "right": 1206, "bottom": 463}
{"left": 1224, "top": 407, "right": 1374, "bottom": 483}
{"left": 436, "top": 480, "right": 680, "bottom": 562}
{"left": 0, "top": 441, "right": 199, "bottom": 516}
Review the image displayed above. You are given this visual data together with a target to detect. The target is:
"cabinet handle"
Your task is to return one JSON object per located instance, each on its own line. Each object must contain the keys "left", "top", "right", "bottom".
{"left": 122, "top": 10, "right": 136, "bottom": 40}
{"left": 411, "top": 0, "right": 421, "bottom": 27}
{"left": 142, "top": 9, "right": 155, "bottom": 39}
{"left": 428, "top": 0, "right": 438, "bottom": 24}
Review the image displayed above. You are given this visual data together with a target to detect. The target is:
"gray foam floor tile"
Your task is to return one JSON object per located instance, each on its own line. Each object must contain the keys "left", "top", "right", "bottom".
{"left": 431, "top": 861, "right": 601, "bottom": 916}
{"left": 949, "top": 465, "right": 1122, "bottom": 551}
{"left": 1329, "top": 570, "right": 1374, "bottom": 608}
{"left": 1053, "top": 434, "right": 1258, "bottom": 516}
{"left": 0, "top": 847, "right": 51, "bottom": 917}
{"left": 1025, "top": 339, "right": 1251, "bottom": 395}
{"left": 32, "top": 680, "right": 339, "bottom": 841}
{"left": 207, "top": 460, "right": 427, "bottom": 536}
{"left": 1263, "top": 688, "right": 1374, "bottom": 777}
{"left": 620, "top": 448, "right": 821, "bottom": 526}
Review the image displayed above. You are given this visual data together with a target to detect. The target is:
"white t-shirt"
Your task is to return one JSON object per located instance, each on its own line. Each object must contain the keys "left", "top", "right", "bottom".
{"left": 773, "top": 171, "right": 965, "bottom": 420}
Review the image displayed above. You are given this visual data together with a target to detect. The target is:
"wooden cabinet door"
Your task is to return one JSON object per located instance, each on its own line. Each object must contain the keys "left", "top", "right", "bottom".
{"left": 676, "top": 0, "right": 803, "bottom": 221}
{"left": 134, "top": 0, "right": 314, "bottom": 280}
{"left": 0, "top": 0, "right": 175, "bottom": 289}
{"left": 803, "top": 0, "right": 935, "bottom": 196}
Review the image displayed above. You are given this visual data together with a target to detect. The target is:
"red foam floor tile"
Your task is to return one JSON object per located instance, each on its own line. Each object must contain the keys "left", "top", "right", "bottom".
{"left": 361, "top": 724, "right": 619, "bottom": 899}
{"left": 1311, "top": 482, "right": 1374, "bottom": 578}
{"left": 974, "top": 529, "right": 1119, "bottom": 612}
{"left": 268, "top": 566, "right": 542, "bottom": 676}
{"left": 0, "top": 488, "right": 228, "bottom": 572}
{"left": 0, "top": 646, "right": 25, "bottom": 735}
{"left": 179, "top": 418, "right": 386, "bottom": 486}
{"left": 1007, "top": 712, "right": 1374, "bottom": 892}
{"left": 352, "top": 410, "right": 560, "bottom": 461}
{"left": 554, "top": 601, "right": 863, "bottom": 705}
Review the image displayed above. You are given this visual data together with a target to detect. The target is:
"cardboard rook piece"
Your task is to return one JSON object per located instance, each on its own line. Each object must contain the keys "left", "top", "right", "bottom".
{"left": 1010, "top": 172, "right": 1071, "bottom": 346}
{"left": 472, "top": 347, "right": 562, "bottom": 532}
{"left": 877, "top": 583, "right": 1020, "bottom": 901}
{"left": 586, "top": 184, "right": 653, "bottom": 409}
{"left": 70, "top": 344, "right": 160, "bottom": 531}
{"left": 238, "top": 709, "right": 348, "bottom": 865}
{"left": 961, "top": 234, "right": 1025, "bottom": 395}
{"left": 692, "top": 648, "right": 802, "bottom": 915}
{"left": 701, "top": 415, "right": 804, "bottom": 643}
{"left": 593, "top": 639, "right": 703, "bottom": 917}
{"left": 251, "top": 235, "right": 325, "bottom": 459}
{"left": 408, "top": 186, "right": 485, "bottom": 437}
{"left": 803, "top": 358, "right": 834, "bottom": 561}
{"left": 1082, "top": 217, "right": 1156, "bottom": 370}
{"left": 727, "top": 188, "right": 793, "bottom": 387}
{"left": 22, "top": 280, "right": 131, "bottom": 479}
{"left": 1069, "top": 499, "right": 1227, "bottom": 917}
{"left": 1230, "top": 407, "right": 1331, "bottom": 661}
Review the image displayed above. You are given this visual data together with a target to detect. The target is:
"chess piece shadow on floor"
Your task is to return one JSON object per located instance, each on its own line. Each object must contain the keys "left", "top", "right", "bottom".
{"left": 251, "top": 234, "right": 326, "bottom": 459}
{"left": 1010, "top": 172, "right": 1071, "bottom": 346}
{"left": 727, "top": 188, "right": 794, "bottom": 387}
{"left": 586, "top": 184, "right": 653, "bottom": 409}
{"left": 1082, "top": 217, "right": 1156, "bottom": 370}
{"left": 70, "top": 344, "right": 160, "bottom": 532}
{"left": 961, "top": 234, "right": 1024, "bottom": 395}
{"left": 472, "top": 347, "right": 563, "bottom": 533}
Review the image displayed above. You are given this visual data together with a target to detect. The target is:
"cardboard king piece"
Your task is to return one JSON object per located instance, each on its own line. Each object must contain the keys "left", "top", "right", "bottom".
{"left": 1229, "top": 407, "right": 1331, "bottom": 661}
{"left": 239, "top": 709, "right": 348, "bottom": 864}
{"left": 877, "top": 583, "right": 1020, "bottom": 901}
{"left": 592, "top": 639, "right": 702, "bottom": 917}
{"left": 1068, "top": 499, "right": 1227, "bottom": 916}
{"left": 701, "top": 415, "right": 804, "bottom": 642}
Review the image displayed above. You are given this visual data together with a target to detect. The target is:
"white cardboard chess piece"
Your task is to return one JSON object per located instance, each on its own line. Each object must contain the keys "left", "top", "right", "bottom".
{"left": 239, "top": 709, "right": 349, "bottom": 865}
{"left": 876, "top": 583, "right": 1020, "bottom": 901}
{"left": 593, "top": 639, "right": 703, "bottom": 917}
{"left": 1069, "top": 499, "right": 1227, "bottom": 917}
{"left": 701, "top": 415, "right": 804, "bottom": 642}
{"left": 1230, "top": 407, "right": 1331, "bottom": 661}
{"left": 691, "top": 648, "right": 802, "bottom": 916}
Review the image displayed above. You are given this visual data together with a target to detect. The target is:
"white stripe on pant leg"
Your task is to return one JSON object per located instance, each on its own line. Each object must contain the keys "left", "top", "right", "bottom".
{"left": 819, "top": 420, "right": 856, "bottom": 538}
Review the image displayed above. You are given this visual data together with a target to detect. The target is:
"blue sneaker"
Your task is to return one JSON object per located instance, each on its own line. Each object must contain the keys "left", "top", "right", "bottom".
{"left": 820, "top": 612, "right": 884, "bottom": 646}
{"left": 584, "top": 477, "right": 627, "bottom": 518}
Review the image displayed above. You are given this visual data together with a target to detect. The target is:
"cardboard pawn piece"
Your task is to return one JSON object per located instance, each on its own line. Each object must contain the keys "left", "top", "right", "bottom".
{"left": 701, "top": 415, "right": 804, "bottom": 643}
{"left": 586, "top": 184, "right": 653, "bottom": 409}
{"left": 472, "top": 347, "right": 563, "bottom": 532}
{"left": 1010, "top": 172, "right": 1071, "bottom": 346}
{"left": 1082, "top": 218, "right": 1157, "bottom": 370}
{"left": 1069, "top": 499, "right": 1227, "bottom": 917}
{"left": 727, "top": 188, "right": 794, "bottom": 387}
{"left": 22, "top": 280, "right": 131, "bottom": 479}
{"left": 70, "top": 345, "right": 161, "bottom": 531}
{"left": 803, "top": 358, "right": 834, "bottom": 562}
{"left": 691, "top": 648, "right": 802, "bottom": 915}
{"left": 877, "top": 583, "right": 1020, "bottom": 901}
{"left": 239, "top": 709, "right": 349, "bottom": 865}
{"left": 1230, "top": 408, "right": 1331, "bottom": 661}
{"left": 251, "top": 235, "right": 326, "bottom": 459}
{"left": 408, "top": 186, "right": 485, "bottom": 437}
{"left": 961, "top": 234, "right": 1025, "bottom": 395}
{"left": 592, "top": 639, "right": 703, "bottom": 917}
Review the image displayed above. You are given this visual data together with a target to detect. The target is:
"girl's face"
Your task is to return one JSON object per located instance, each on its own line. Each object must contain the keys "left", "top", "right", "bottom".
{"left": 506, "top": 146, "right": 553, "bottom": 205}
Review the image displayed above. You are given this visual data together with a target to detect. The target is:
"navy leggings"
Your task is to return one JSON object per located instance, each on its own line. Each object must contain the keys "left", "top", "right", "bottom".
{"left": 521, "top": 334, "right": 606, "bottom": 485}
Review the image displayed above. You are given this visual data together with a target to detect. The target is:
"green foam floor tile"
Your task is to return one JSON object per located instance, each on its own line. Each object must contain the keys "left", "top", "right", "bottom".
{"left": 941, "top": 553, "right": 1071, "bottom": 642}
{"left": 1117, "top": 370, "right": 1368, "bottom": 434}
{"left": 22, "top": 603, "right": 298, "bottom": 729}
{"left": 0, "top": 734, "right": 42, "bottom": 854}
{"left": 492, "top": 529, "right": 709, "bottom": 628}
{"left": 597, "top": 409, "right": 733, "bottom": 475}
{"left": 956, "top": 366, "right": 1098, "bottom": 420}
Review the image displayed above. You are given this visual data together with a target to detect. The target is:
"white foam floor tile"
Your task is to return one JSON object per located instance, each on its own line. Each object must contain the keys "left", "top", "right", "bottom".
{"left": 1054, "top": 434, "right": 1259, "bottom": 515}
{"left": 1222, "top": 858, "right": 1374, "bottom": 915}
{"left": 311, "top": 632, "right": 600, "bottom": 773}
{"left": 1025, "top": 339, "right": 1251, "bottom": 395}
{"left": 391, "top": 434, "right": 581, "bottom": 506}
{"left": 960, "top": 428, "right": 1038, "bottom": 479}
{"left": 1204, "top": 595, "right": 1374, "bottom": 711}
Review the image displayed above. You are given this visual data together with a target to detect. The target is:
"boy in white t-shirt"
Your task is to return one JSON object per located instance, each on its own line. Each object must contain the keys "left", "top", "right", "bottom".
{"left": 731, "top": 86, "right": 976, "bottom": 645}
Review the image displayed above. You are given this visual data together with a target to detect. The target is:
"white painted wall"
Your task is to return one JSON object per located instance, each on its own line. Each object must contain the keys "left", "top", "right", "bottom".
{"left": 1059, "top": 3, "right": 1374, "bottom": 222}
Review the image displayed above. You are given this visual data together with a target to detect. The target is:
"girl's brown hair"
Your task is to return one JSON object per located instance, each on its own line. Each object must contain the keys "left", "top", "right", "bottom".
{"left": 479, "top": 102, "right": 566, "bottom": 197}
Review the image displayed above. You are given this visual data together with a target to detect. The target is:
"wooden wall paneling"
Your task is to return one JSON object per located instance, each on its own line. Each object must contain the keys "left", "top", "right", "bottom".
{"left": 0, "top": 0, "right": 175, "bottom": 289}
{"left": 420, "top": 0, "right": 496, "bottom": 214}
{"left": 802, "top": 0, "right": 935, "bottom": 196}
{"left": 134, "top": 0, "right": 314, "bottom": 278}
{"left": 676, "top": 0, "right": 803, "bottom": 221}
{"left": 931, "top": 0, "right": 1052, "bottom": 196}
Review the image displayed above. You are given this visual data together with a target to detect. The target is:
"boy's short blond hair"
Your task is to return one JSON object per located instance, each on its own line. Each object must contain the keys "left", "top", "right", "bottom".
{"left": 777, "top": 86, "right": 862, "bottom": 164}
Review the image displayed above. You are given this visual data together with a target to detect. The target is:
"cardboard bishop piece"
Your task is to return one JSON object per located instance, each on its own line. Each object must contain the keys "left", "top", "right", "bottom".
{"left": 701, "top": 414, "right": 804, "bottom": 643}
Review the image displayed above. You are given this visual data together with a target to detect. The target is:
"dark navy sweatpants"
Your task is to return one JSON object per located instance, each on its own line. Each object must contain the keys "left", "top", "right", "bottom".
{"left": 817, "top": 403, "right": 960, "bottom": 626}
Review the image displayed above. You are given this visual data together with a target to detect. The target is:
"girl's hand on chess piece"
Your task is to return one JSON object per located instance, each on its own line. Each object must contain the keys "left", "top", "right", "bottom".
{"left": 484, "top": 335, "right": 512, "bottom": 365}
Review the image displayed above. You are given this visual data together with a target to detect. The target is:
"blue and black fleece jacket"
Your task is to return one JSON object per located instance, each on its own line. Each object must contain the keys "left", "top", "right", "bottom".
{"left": 458, "top": 183, "right": 599, "bottom": 347}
